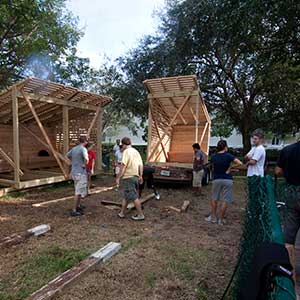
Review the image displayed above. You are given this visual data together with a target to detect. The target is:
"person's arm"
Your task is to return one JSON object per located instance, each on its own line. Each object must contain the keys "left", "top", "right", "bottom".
{"left": 226, "top": 156, "right": 243, "bottom": 173}
{"left": 275, "top": 166, "right": 283, "bottom": 176}
{"left": 116, "top": 150, "right": 128, "bottom": 186}
{"left": 91, "top": 159, "right": 95, "bottom": 175}
{"left": 66, "top": 149, "right": 72, "bottom": 159}
{"left": 246, "top": 147, "right": 264, "bottom": 166}
{"left": 83, "top": 148, "right": 89, "bottom": 166}
{"left": 138, "top": 164, "right": 144, "bottom": 184}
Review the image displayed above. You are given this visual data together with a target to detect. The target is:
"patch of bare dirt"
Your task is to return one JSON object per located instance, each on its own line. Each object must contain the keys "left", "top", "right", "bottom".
{"left": 0, "top": 175, "right": 246, "bottom": 299}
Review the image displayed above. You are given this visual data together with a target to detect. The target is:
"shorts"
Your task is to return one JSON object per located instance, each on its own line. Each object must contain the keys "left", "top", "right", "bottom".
{"left": 122, "top": 177, "right": 139, "bottom": 202}
{"left": 193, "top": 170, "right": 204, "bottom": 187}
{"left": 212, "top": 179, "right": 233, "bottom": 203}
{"left": 283, "top": 185, "right": 300, "bottom": 245}
{"left": 72, "top": 173, "right": 87, "bottom": 197}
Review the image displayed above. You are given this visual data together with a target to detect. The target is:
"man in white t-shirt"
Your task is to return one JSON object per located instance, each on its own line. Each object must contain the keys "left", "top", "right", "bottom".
{"left": 245, "top": 130, "right": 266, "bottom": 177}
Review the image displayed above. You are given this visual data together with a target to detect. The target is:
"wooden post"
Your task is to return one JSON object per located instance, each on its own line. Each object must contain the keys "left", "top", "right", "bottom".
{"left": 21, "top": 90, "right": 69, "bottom": 179}
{"left": 96, "top": 107, "right": 103, "bottom": 171}
{"left": 12, "top": 86, "right": 20, "bottom": 188}
{"left": 195, "top": 94, "right": 200, "bottom": 143}
{"left": 62, "top": 106, "right": 69, "bottom": 154}
{"left": 0, "top": 147, "right": 24, "bottom": 176}
{"left": 146, "top": 101, "right": 153, "bottom": 162}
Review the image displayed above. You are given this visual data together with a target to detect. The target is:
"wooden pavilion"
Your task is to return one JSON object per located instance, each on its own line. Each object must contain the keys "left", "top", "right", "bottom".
{"left": 0, "top": 77, "right": 111, "bottom": 192}
{"left": 144, "top": 75, "right": 211, "bottom": 164}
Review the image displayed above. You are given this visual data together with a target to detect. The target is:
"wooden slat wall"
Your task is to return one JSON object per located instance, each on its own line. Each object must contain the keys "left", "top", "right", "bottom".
{"left": 168, "top": 125, "right": 209, "bottom": 163}
{"left": 0, "top": 125, "right": 57, "bottom": 173}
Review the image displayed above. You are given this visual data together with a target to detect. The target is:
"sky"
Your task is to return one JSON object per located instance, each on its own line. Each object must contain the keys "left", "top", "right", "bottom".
{"left": 67, "top": 0, "right": 165, "bottom": 68}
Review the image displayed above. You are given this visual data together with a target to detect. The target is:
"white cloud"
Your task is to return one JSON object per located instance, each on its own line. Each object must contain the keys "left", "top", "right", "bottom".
{"left": 67, "top": 0, "right": 165, "bottom": 67}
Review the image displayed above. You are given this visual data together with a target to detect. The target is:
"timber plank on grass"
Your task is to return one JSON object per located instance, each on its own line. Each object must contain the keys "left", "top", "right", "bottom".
{"left": 0, "top": 224, "right": 51, "bottom": 249}
{"left": 28, "top": 242, "right": 121, "bottom": 300}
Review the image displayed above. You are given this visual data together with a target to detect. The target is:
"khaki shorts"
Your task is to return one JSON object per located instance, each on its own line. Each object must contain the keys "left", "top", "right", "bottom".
{"left": 122, "top": 177, "right": 139, "bottom": 202}
{"left": 72, "top": 173, "right": 87, "bottom": 197}
{"left": 193, "top": 170, "right": 204, "bottom": 187}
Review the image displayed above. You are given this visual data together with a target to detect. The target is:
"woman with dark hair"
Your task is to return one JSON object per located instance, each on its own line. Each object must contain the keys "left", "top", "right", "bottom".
{"left": 205, "top": 140, "right": 243, "bottom": 225}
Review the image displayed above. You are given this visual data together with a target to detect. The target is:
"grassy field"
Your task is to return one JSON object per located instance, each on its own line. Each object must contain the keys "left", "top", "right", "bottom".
{"left": 0, "top": 175, "right": 246, "bottom": 300}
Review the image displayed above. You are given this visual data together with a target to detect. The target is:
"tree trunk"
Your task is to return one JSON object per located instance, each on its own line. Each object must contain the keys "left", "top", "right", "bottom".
{"left": 241, "top": 130, "right": 251, "bottom": 155}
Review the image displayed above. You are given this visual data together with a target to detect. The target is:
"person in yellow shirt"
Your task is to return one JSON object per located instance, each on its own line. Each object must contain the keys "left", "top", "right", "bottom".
{"left": 116, "top": 137, "right": 144, "bottom": 220}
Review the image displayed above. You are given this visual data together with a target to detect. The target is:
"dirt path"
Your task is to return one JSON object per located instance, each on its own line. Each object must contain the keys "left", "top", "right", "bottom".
{"left": 0, "top": 175, "right": 246, "bottom": 300}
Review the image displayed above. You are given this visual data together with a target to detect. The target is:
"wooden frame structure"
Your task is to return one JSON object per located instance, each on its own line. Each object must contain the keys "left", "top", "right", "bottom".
{"left": 0, "top": 77, "right": 111, "bottom": 191}
{"left": 144, "top": 75, "right": 211, "bottom": 164}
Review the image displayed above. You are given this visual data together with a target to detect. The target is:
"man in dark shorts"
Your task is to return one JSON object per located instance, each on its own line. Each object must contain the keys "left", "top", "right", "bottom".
{"left": 275, "top": 140, "right": 300, "bottom": 283}
{"left": 116, "top": 137, "right": 144, "bottom": 221}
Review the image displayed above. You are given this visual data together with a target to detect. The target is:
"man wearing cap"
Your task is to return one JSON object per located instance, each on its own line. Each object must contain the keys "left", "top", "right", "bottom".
{"left": 116, "top": 137, "right": 144, "bottom": 221}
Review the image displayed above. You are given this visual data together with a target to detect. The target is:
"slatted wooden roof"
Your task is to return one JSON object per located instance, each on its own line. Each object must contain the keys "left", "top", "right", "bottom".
{"left": 143, "top": 75, "right": 210, "bottom": 125}
{"left": 0, "top": 77, "right": 112, "bottom": 125}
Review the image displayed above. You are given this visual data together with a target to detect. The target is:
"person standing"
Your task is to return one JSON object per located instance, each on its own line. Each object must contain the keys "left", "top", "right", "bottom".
{"left": 113, "top": 139, "right": 121, "bottom": 176}
{"left": 275, "top": 140, "right": 300, "bottom": 287}
{"left": 245, "top": 130, "right": 266, "bottom": 177}
{"left": 205, "top": 140, "right": 243, "bottom": 225}
{"left": 192, "top": 143, "right": 206, "bottom": 195}
{"left": 66, "top": 136, "right": 89, "bottom": 217}
{"left": 86, "top": 142, "right": 96, "bottom": 195}
{"left": 116, "top": 137, "right": 144, "bottom": 221}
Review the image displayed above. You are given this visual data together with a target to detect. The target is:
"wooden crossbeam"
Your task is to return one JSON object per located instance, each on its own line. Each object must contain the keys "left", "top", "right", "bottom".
{"left": 168, "top": 97, "right": 187, "bottom": 125}
{"left": 0, "top": 147, "right": 24, "bottom": 176}
{"left": 20, "top": 124, "right": 71, "bottom": 166}
{"left": 199, "top": 122, "right": 209, "bottom": 145}
{"left": 154, "top": 136, "right": 170, "bottom": 162}
{"left": 148, "top": 90, "right": 198, "bottom": 99}
{"left": 62, "top": 106, "right": 69, "bottom": 154}
{"left": 150, "top": 107, "right": 168, "bottom": 161}
{"left": 20, "top": 90, "right": 69, "bottom": 179}
{"left": 17, "top": 92, "right": 98, "bottom": 111}
{"left": 148, "top": 95, "right": 191, "bottom": 161}
{"left": 188, "top": 104, "right": 197, "bottom": 122}
{"left": 0, "top": 178, "right": 15, "bottom": 186}
{"left": 87, "top": 106, "right": 101, "bottom": 138}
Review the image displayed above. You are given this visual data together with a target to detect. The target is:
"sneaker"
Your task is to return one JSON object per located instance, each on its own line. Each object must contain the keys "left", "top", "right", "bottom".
{"left": 204, "top": 215, "right": 217, "bottom": 223}
{"left": 118, "top": 212, "right": 125, "bottom": 219}
{"left": 218, "top": 219, "right": 226, "bottom": 225}
{"left": 79, "top": 204, "right": 86, "bottom": 209}
{"left": 131, "top": 214, "right": 145, "bottom": 221}
{"left": 70, "top": 210, "right": 82, "bottom": 217}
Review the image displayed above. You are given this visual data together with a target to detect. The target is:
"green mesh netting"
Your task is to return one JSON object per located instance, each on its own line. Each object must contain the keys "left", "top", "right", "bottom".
{"left": 222, "top": 175, "right": 296, "bottom": 300}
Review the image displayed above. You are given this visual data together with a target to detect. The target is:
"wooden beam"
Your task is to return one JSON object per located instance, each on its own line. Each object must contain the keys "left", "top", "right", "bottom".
{"left": 12, "top": 85, "right": 20, "bottom": 189}
{"left": 0, "top": 178, "right": 15, "bottom": 186}
{"left": 181, "top": 200, "right": 190, "bottom": 212}
{"left": 96, "top": 107, "right": 103, "bottom": 171}
{"left": 20, "top": 90, "right": 69, "bottom": 179}
{"left": 18, "top": 175, "right": 66, "bottom": 190}
{"left": 17, "top": 92, "right": 98, "bottom": 111}
{"left": 150, "top": 106, "right": 168, "bottom": 161}
{"left": 20, "top": 124, "right": 71, "bottom": 166}
{"left": 62, "top": 106, "right": 69, "bottom": 154}
{"left": 28, "top": 242, "right": 121, "bottom": 300}
{"left": 167, "top": 206, "right": 181, "bottom": 213}
{"left": 148, "top": 95, "right": 191, "bottom": 161}
{"left": 154, "top": 136, "right": 170, "bottom": 162}
{"left": 0, "top": 147, "right": 24, "bottom": 176}
{"left": 168, "top": 97, "right": 187, "bottom": 125}
{"left": 148, "top": 90, "right": 198, "bottom": 99}
{"left": 195, "top": 93, "right": 200, "bottom": 143}
{"left": 146, "top": 101, "right": 153, "bottom": 161}
{"left": 127, "top": 193, "right": 155, "bottom": 210}
{"left": 87, "top": 106, "right": 101, "bottom": 138}
{"left": 199, "top": 122, "right": 209, "bottom": 146}
{"left": 0, "top": 224, "right": 50, "bottom": 249}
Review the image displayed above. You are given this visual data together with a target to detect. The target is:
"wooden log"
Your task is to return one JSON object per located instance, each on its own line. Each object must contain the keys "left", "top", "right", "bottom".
{"left": 0, "top": 224, "right": 50, "bottom": 249}
{"left": 28, "top": 242, "right": 121, "bottom": 300}
{"left": 101, "top": 199, "right": 122, "bottom": 207}
{"left": 21, "top": 90, "right": 68, "bottom": 179}
{"left": 127, "top": 193, "right": 155, "bottom": 210}
{"left": 181, "top": 200, "right": 190, "bottom": 212}
{"left": 167, "top": 206, "right": 181, "bottom": 213}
